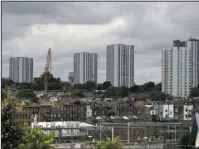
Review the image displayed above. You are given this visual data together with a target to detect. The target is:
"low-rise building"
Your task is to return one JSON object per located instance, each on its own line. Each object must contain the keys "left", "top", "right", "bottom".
{"left": 150, "top": 101, "right": 194, "bottom": 121}
{"left": 150, "top": 102, "right": 174, "bottom": 120}
{"left": 86, "top": 105, "right": 92, "bottom": 118}
{"left": 20, "top": 103, "right": 91, "bottom": 122}
{"left": 62, "top": 103, "right": 87, "bottom": 121}
{"left": 14, "top": 111, "right": 33, "bottom": 126}
{"left": 32, "top": 115, "right": 94, "bottom": 143}
{"left": 92, "top": 103, "right": 112, "bottom": 117}
{"left": 183, "top": 103, "right": 193, "bottom": 120}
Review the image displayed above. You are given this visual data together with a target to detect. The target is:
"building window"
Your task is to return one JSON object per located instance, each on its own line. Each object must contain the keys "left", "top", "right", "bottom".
{"left": 175, "top": 108, "right": 178, "bottom": 112}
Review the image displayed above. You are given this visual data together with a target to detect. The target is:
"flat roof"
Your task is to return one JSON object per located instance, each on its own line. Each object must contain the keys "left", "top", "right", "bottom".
{"left": 32, "top": 121, "right": 94, "bottom": 128}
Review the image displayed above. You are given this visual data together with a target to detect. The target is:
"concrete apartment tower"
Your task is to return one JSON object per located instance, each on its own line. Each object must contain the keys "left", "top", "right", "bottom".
{"left": 162, "top": 38, "right": 199, "bottom": 98}
{"left": 106, "top": 44, "right": 134, "bottom": 88}
{"left": 74, "top": 52, "right": 98, "bottom": 84}
{"left": 9, "top": 57, "right": 33, "bottom": 83}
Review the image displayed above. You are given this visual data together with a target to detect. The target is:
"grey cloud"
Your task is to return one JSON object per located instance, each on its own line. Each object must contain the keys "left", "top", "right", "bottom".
{"left": 2, "top": 2, "right": 120, "bottom": 24}
{"left": 2, "top": 23, "right": 30, "bottom": 41}
{"left": 2, "top": 2, "right": 122, "bottom": 41}
{"left": 2, "top": 2, "right": 56, "bottom": 15}
{"left": 1, "top": 2, "right": 107, "bottom": 41}
{"left": 2, "top": 2, "right": 199, "bottom": 84}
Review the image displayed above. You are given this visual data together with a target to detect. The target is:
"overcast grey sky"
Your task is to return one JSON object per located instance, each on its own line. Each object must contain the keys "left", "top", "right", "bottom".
{"left": 2, "top": 2, "right": 199, "bottom": 85}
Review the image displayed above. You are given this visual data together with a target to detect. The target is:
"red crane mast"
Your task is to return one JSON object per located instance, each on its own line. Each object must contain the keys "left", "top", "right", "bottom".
{"left": 44, "top": 48, "right": 52, "bottom": 95}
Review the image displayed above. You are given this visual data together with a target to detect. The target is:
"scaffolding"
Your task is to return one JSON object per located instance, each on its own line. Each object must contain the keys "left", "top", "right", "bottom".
{"left": 41, "top": 125, "right": 113, "bottom": 143}
{"left": 39, "top": 121, "right": 190, "bottom": 146}
{"left": 100, "top": 122, "right": 186, "bottom": 144}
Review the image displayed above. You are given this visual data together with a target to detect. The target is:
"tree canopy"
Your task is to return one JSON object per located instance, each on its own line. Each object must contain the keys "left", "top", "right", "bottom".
{"left": 190, "top": 87, "right": 199, "bottom": 97}
{"left": 17, "top": 83, "right": 33, "bottom": 90}
{"left": 2, "top": 89, "right": 55, "bottom": 149}
{"left": 32, "top": 73, "right": 61, "bottom": 90}
{"left": 102, "top": 81, "right": 112, "bottom": 90}
{"left": 16, "top": 89, "right": 39, "bottom": 103}
{"left": 97, "top": 84, "right": 103, "bottom": 90}
{"left": 150, "top": 90, "right": 168, "bottom": 101}
{"left": 104, "top": 87, "right": 117, "bottom": 98}
{"left": 84, "top": 81, "right": 97, "bottom": 91}
{"left": 72, "top": 92, "right": 85, "bottom": 98}
{"left": 2, "top": 78, "right": 15, "bottom": 88}
{"left": 74, "top": 83, "right": 84, "bottom": 90}
{"left": 18, "top": 126, "right": 55, "bottom": 149}
{"left": 141, "top": 81, "right": 155, "bottom": 92}
{"left": 93, "top": 137, "right": 122, "bottom": 149}
{"left": 1, "top": 89, "right": 24, "bottom": 149}
{"left": 129, "top": 85, "right": 140, "bottom": 93}
{"left": 116, "top": 86, "right": 129, "bottom": 98}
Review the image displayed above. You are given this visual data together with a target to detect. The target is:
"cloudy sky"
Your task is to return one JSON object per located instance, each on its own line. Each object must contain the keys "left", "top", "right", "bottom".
{"left": 2, "top": 2, "right": 199, "bottom": 85}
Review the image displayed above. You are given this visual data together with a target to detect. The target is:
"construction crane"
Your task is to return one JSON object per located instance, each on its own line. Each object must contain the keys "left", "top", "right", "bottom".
{"left": 43, "top": 48, "right": 52, "bottom": 96}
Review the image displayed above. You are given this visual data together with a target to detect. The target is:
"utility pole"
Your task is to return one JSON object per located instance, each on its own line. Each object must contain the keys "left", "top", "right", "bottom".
{"left": 111, "top": 127, "right": 114, "bottom": 141}
{"left": 100, "top": 124, "right": 102, "bottom": 142}
{"left": 127, "top": 122, "right": 130, "bottom": 143}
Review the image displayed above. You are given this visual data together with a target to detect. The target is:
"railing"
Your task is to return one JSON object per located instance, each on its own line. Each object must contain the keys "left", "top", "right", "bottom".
{"left": 102, "top": 122, "right": 182, "bottom": 126}
{"left": 163, "top": 144, "right": 195, "bottom": 149}
{"left": 51, "top": 142, "right": 196, "bottom": 149}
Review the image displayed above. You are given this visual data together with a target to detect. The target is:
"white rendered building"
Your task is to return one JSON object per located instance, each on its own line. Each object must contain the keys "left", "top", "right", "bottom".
{"left": 9, "top": 57, "right": 33, "bottom": 83}
{"left": 106, "top": 44, "right": 134, "bottom": 87}
{"left": 86, "top": 105, "right": 92, "bottom": 118}
{"left": 162, "top": 38, "right": 199, "bottom": 97}
{"left": 183, "top": 104, "right": 193, "bottom": 120}
{"left": 74, "top": 52, "right": 98, "bottom": 84}
{"left": 32, "top": 119, "right": 93, "bottom": 138}
{"left": 150, "top": 103, "right": 174, "bottom": 119}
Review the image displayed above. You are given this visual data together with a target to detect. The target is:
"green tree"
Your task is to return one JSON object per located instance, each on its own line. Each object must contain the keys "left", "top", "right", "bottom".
{"left": 2, "top": 89, "right": 55, "bottom": 149}
{"left": 2, "top": 78, "right": 15, "bottom": 88}
{"left": 32, "top": 73, "right": 61, "bottom": 91}
{"left": 150, "top": 91, "right": 167, "bottom": 101}
{"left": 104, "top": 87, "right": 117, "bottom": 98}
{"left": 190, "top": 88, "right": 199, "bottom": 97}
{"left": 84, "top": 81, "right": 96, "bottom": 91}
{"left": 94, "top": 137, "right": 122, "bottom": 149}
{"left": 18, "top": 126, "right": 55, "bottom": 149}
{"left": 180, "top": 133, "right": 191, "bottom": 148}
{"left": 129, "top": 85, "right": 140, "bottom": 93}
{"left": 73, "top": 92, "right": 85, "bottom": 98}
{"left": 141, "top": 81, "right": 155, "bottom": 92}
{"left": 102, "top": 81, "right": 112, "bottom": 90}
{"left": 16, "top": 89, "right": 39, "bottom": 103}
{"left": 74, "top": 84, "right": 84, "bottom": 90}
{"left": 154, "top": 83, "right": 162, "bottom": 91}
{"left": 32, "top": 77, "right": 43, "bottom": 90}
{"left": 17, "top": 83, "right": 33, "bottom": 90}
{"left": 97, "top": 84, "right": 103, "bottom": 90}
{"left": 1, "top": 89, "right": 24, "bottom": 149}
{"left": 61, "top": 81, "right": 71, "bottom": 90}
{"left": 117, "top": 86, "right": 129, "bottom": 98}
